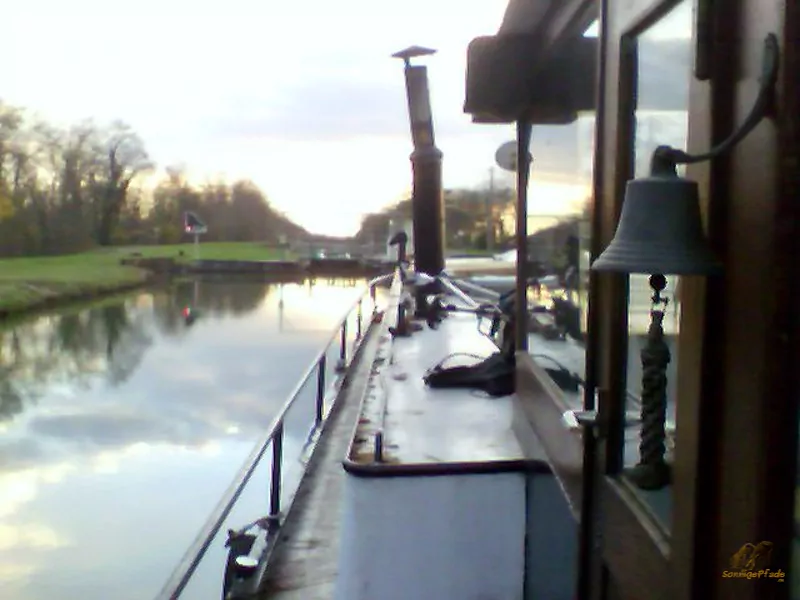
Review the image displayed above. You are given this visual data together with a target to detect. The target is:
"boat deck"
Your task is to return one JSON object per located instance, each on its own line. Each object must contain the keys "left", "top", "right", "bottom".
{"left": 254, "top": 277, "right": 682, "bottom": 597}
{"left": 256, "top": 326, "right": 383, "bottom": 599}
{"left": 258, "top": 294, "right": 529, "bottom": 598}
{"left": 348, "top": 306, "right": 526, "bottom": 469}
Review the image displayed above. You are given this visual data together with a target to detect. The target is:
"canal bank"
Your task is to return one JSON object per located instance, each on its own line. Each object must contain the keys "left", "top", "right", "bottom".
{"left": 0, "top": 253, "right": 153, "bottom": 321}
{"left": 0, "top": 245, "right": 503, "bottom": 322}
{"left": 0, "top": 252, "right": 393, "bottom": 322}
{"left": 120, "top": 256, "right": 392, "bottom": 279}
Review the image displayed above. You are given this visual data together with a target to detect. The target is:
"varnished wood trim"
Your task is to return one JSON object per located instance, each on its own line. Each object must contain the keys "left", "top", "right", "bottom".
{"left": 578, "top": 0, "right": 610, "bottom": 594}
{"left": 622, "top": 0, "right": 684, "bottom": 38}
{"left": 601, "top": 31, "right": 638, "bottom": 476}
{"left": 701, "top": 5, "right": 739, "bottom": 595}
{"left": 515, "top": 352, "right": 585, "bottom": 519}
{"left": 599, "top": 479, "right": 671, "bottom": 600}
{"left": 705, "top": 2, "right": 796, "bottom": 598}
{"left": 537, "top": 0, "right": 598, "bottom": 55}
{"left": 589, "top": 3, "right": 698, "bottom": 599}
{"left": 674, "top": 3, "right": 741, "bottom": 598}
{"left": 760, "top": 7, "right": 800, "bottom": 595}
{"left": 706, "top": 5, "right": 782, "bottom": 600}
{"left": 667, "top": 1, "right": 718, "bottom": 597}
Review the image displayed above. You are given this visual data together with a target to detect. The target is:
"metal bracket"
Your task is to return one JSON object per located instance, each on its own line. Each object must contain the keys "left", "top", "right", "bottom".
{"left": 562, "top": 409, "right": 650, "bottom": 432}
{"left": 653, "top": 33, "right": 779, "bottom": 173}
{"left": 562, "top": 410, "right": 598, "bottom": 431}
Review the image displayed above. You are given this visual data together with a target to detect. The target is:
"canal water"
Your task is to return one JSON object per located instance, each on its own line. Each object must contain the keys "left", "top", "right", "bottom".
{"left": 0, "top": 277, "right": 372, "bottom": 600}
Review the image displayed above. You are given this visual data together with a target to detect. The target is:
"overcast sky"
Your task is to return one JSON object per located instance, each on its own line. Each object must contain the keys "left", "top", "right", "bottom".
{"left": 2, "top": 0, "right": 533, "bottom": 235}
{"left": 2, "top": 1, "right": 692, "bottom": 236}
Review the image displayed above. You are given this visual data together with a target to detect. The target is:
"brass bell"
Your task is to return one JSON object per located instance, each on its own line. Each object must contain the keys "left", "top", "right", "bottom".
{"left": 591, "top": 169, "right": 722, "bottom": 275}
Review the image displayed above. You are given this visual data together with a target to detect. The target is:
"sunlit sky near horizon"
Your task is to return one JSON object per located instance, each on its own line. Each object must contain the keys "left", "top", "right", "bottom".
{"left": 3, "top": 0, "right": 529, "bottom": 236}
{"left": 3, "top": 1, "right": 692, "bottom": 236}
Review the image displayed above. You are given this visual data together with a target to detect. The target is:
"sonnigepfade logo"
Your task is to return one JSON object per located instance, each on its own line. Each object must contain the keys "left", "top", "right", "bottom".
{"left": 722, "top": 541, "right": 786, "bottom": 582}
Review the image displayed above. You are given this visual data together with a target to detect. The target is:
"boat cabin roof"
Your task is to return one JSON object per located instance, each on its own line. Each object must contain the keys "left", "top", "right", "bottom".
{"left": 346, "top": 292, "right": 534, "bottom": 471}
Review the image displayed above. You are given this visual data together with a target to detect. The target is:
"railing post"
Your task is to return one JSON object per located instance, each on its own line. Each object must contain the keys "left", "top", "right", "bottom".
{"left": 356, "top": 299, "right": 363, "bottom": 340}
{"left": 269, "top": 422, "right": 283, "bottom": 529}
{"left": 393, "top": 295, "right": 411, "bottom": 337}
{"left": 336, "top": 321, "right": 347, "bottom": 372}
{"left": 316, "top": 355, "right": 326, "bottom": 424}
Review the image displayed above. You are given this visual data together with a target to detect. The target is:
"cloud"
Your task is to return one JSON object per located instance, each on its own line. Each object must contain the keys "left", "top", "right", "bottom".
{"left": 0, "top": 464, "right": 77, "bottom": 522}
{"left": 2, "top": 0, "right": 514, "bottom": 235}
{"left": 207, "top": 78, "right": 407, "bottom": 142}
{"left": 0, "top": 281, "right": 363, "bottom": 484}
{"left": 0, "top": 439, "right": 49, "bottom": 473}
{"left": 11, "top": 335, "right": 332, "bottom": 464}
{"left": 180, "top": 71, "right": 456, "bottom": 149}
{"left": 27, "top": 411, "right": 216, "bottom": 450}
{"left": 0, "top": 523, "right": 67, "bottom": 552}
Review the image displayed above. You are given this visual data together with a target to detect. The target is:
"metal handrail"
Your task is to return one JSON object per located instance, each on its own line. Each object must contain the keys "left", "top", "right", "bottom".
{"left": 370, "top": 271, "right": 405, "bottom": 463}
{"left": 156, "top": 272, "right": 394, "bottom": 600}
{"left": 445, "top": 276, "right": 501, "bottom": 303}
{"left": 438, "top": 276, "right": 480, "bottom": 308}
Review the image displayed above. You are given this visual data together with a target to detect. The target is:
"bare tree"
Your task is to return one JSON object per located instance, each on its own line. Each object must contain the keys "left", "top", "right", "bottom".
{"left": 92, "top": 121, "right": 153, "bottom": 245}
{"left": 0, "top": 100, "right": 309, "bottom": 256}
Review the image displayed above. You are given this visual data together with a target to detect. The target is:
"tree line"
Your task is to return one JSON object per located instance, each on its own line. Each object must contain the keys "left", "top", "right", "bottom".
{"left": 0, "top": 100, "right": 307, "bottom": 257}
{"left": 355, "top": 187, "right": 517, "bottom": 252}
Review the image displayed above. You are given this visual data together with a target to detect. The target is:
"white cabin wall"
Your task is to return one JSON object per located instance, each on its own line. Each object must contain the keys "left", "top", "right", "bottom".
{"left": 335, "top": 472, "right": 526, "bottom": 600}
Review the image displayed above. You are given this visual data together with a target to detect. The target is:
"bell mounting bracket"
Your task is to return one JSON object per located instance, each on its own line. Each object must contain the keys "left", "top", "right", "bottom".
{"left": 651, "top": 33, "right": 780, "bottom": 177}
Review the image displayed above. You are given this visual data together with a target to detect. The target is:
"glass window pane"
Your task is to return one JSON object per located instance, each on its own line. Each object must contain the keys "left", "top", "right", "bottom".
{"left": 525, "top": 114, "right": 594, "bottom": 416}
{"left": 620, "top": 0, "right": 694, "bottom": 532}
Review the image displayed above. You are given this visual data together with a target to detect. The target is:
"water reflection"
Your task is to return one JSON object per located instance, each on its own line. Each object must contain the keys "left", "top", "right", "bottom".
{"left": 0, "top": 277, "right": 368, "bottom": 600}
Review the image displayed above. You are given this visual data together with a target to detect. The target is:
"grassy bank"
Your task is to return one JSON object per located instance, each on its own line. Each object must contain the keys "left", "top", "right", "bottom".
{"left": 0, "top": 253, "right": 149, "bottom": 316}
{"left": 0, "top": 242, "right": 288, "bottom": 317}
{"left": 445, "top": 248, "right": 501, "bottom": 258}
{"left": 102, "top": 241, "right": 291, "bottom": 262}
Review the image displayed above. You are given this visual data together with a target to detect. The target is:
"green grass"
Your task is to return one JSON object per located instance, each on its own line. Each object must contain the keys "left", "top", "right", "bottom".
{"left": 0, "top": 252, "right": 148, "bottom": 314}
{"left": 445, "top": 248, "right": 497, "bottom": 257}
{"left": 0, "top": 242, "right": 290, "bottom": 315}
{"left": 101, "top": 241, "right": 291, "bottom": 262}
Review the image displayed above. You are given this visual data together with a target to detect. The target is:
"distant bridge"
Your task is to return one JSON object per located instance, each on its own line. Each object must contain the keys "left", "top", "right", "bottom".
{"left": 289, "top": 239, "right": 388, "bottom": 260}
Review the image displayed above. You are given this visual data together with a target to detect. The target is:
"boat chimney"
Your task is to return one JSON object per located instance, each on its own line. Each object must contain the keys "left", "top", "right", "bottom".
{"left": 392, "top": 46, "right": 445, "bottom": 276}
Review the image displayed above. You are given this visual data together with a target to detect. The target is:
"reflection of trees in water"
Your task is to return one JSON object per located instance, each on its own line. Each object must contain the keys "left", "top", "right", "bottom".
{"left": 105, "top": 306, "right": 153, "bottom": 386}
{"left": 225, "top": 283, "right": 271, "bottom": 315}
{"left": 102, "top": 305, "right": 129, "bottom": 359}
{"left": 0, "top": 300, "right": 154, "bottom": 422}
{"left": 151, "top": 292, "right": 183, "bottom": 336}
{"left": 1, "top": 280, "right": 272, "bottom": 425}
{"left": 151, "top": 279, "right": 270, "bottom": 331}
{"left": 0, "top": 373, "right": 23, "bottom": 421}
{"left": 181, "top": 279, "right": 270, "bottom": 316}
